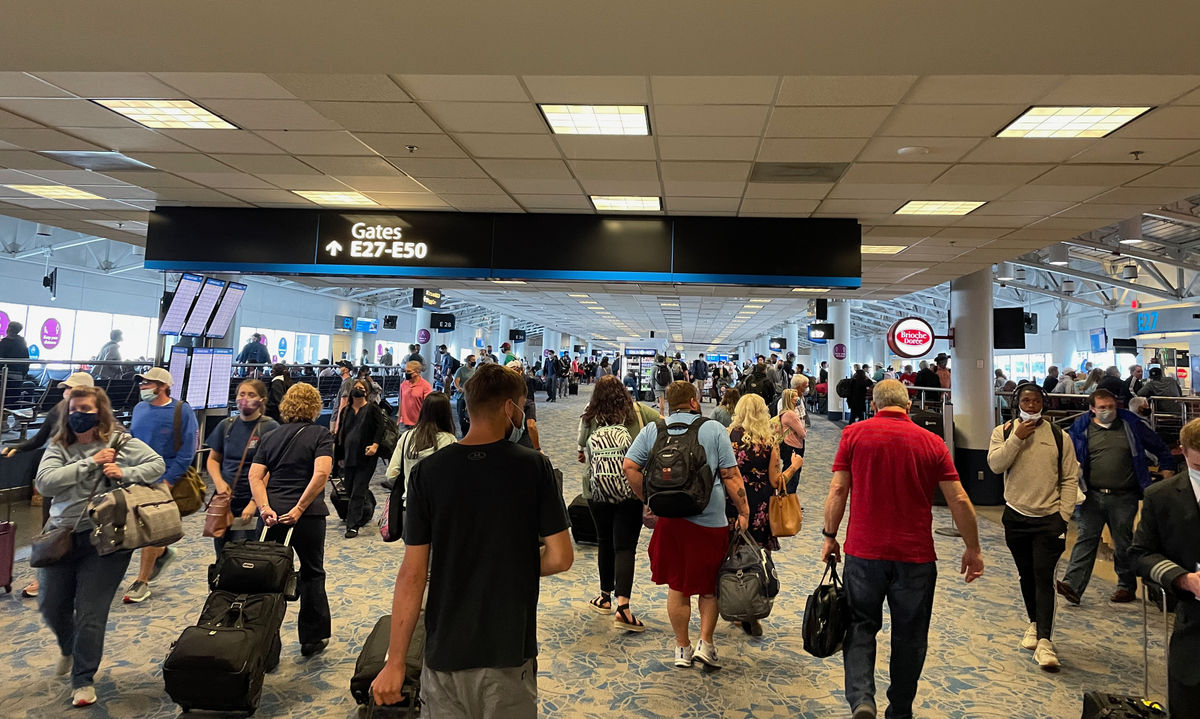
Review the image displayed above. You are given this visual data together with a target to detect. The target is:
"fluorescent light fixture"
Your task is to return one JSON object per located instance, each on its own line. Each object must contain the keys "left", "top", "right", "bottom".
{"left": 660, "top": 302, "right": 679, "bottom": 307}
{"left": 292, "top": 190, "right": 376, "bottom": 206}
{"left": 490, "top": 279, "right": 527, "bottom": 285}
{"left": 539, "top": 104, "right": 649, "bottom": 136}
{"left": 792, "top": 287, "right": 828, "bottom": 293}
{"left": 567, "top": 293, "right": 590, "bottom": 298}
{"left": 895, "top": 200, "right": 985, "bottom": 216}
{"left": 94, "top": 99, "right": 236, "bottom": 129}
{"left": 861, "top": 245, "right": 908, "bottom": 255}
{"left": 579, "top": 300, "right": 598, "bottom": 304}
{"left": 748, "top": 298, "right": 772, "bottom": 303}
{"left": 996, "top": 262, "right": 1015, "bottom": 281}
{"left": 4, "top": 184, "right": 105, "bottom": 200}
{"left": 1047, "top": 245, "right": 1069, "bottom": 266}
{"left": 590, "top": 195, "right": 661, "bottom": 212}
{"left": 997, "top": 106, "right": 1152, "bottom": 139}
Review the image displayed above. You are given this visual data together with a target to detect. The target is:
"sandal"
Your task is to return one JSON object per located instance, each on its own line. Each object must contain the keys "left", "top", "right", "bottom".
{"left": 588, "top": 593, "right": 612, "bottom": 613}
{"left": 614, "top": 604, "right": 646, "bottom": 632}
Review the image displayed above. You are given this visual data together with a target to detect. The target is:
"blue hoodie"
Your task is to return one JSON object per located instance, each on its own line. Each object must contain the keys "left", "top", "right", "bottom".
{"left": 1067, "top": 408, "right": 1176, "bottom": 496}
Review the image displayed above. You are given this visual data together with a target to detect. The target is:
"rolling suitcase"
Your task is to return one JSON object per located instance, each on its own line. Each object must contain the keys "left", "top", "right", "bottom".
{"left": 1080, "top": 583, "right": 1170, "bottom": 718}
{"left": 209, "top": 527, "right": 299, "bottom": 600}
{"left": 329, "top": 478, "right": 349, "bottom": 521}
{"left": 350, "top": 614, "right": 424, "bottom": 715}
{"left": 0, "top": 487, "right": 17, "bottom": 593}
{"left": 568, "top": 494, "right": 598, "bottom": 545}
{"left": 569, "top": 379, "right": 579, "bottom": 396}
{"left": 163, "top": 591, "right": 286, "bottom": 715}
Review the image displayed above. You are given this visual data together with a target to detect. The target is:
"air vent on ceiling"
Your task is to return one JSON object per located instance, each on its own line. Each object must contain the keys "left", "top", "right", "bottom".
{"left": 749, "top": 162, "right": 849, "bottom": 184}
{"left": 40, "top": 151, "right": 156, "bottom": 172}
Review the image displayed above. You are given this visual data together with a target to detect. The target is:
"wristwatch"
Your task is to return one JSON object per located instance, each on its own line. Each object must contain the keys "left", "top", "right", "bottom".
{"left": 821, "top": 529, "right": 837, "bottom": 539}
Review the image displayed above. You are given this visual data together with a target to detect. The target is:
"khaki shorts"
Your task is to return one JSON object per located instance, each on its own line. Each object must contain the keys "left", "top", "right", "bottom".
{"left": 421, "top": 658, "right": 537, "bottom": 719}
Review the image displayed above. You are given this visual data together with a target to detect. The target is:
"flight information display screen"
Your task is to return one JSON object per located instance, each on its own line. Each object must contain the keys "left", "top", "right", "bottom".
{"left": 204, "top": 282, "right": 246, "bottom": 339}
{"left": 159, "top": 273, "right": 204, "bottom": 335}
{"left": 181, "top": 278, "right": 226, "bottom": 337}
{"left": 207, "top": 348, "right": 234, "bottom": 409}
{"left": 186, "top": 348, "right": 213, "bottom": 408}
{"left": 168, "top": 345, "right": 189, "bottom": 390}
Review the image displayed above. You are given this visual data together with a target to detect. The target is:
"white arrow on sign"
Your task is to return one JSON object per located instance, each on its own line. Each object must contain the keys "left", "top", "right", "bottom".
{"left": 325, "top": 240, "right": 343, "bottom": 256}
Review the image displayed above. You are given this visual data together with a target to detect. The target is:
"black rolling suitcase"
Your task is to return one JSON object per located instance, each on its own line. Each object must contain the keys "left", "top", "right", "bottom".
{"left": 209, "top": 527, "right": 299, "bottom": 600}
{"left": 329, "top": 477, "right": 349, "bottom": 521}
{"left": 163, "top": 591, "right": 287, "bottom": 715}
{"left": 350, "top": 614, "right": 425, "bottom": 716}
{"left": 569, "top": 379, "right": 579, "bottom": 395}
{"left": 568, "top": 494, "right": 598, "bottom": 545}
{"left": 0, "top": 487, "right": 17, "bottom": 593}
{"left": 1080, "top": 583, "right": 1169, "bottom": 718}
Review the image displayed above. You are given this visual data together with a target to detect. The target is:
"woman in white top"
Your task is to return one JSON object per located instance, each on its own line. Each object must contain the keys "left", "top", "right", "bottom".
{"left": 385, "top": 391, "right": 457, "bottom": 502}
{"left": 775, "top": 389, "right": 808, "bottom": 494}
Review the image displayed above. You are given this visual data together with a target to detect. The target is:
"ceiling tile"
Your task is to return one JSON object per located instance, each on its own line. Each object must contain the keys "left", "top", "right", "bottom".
{"left": 253, "top": 130, "right": 374, "bottom": 155}
{"left": 159, "top": 129, "right": 287, "bottom": 154}
{"left": 1124, "top": 165, "right": 1200, "bottom": 187}
{"left": 1031, "top": 164, "right": 1155, "bottom": 186}
{"left": 662, "top": 180, "right": 746, "bottom": 196}
{"left": 299, "top": 155, "right": 397, "bottom": 176}
{"left": 906, "top": 75, "right": 1064, "bottom": 104}
{"left": 259, "top": 174, "right": 348, "bottom": 191}
{"left": 1037, "top": 75, "right": 1200, "bottom": 105}
{"left": 493, "top": 178, "right": 582, "bottom": 194}
{"left": 58, "top": 127, "right": 194, "bottom": 152}
{"left": 651, "top": 76, "right": 778, "bottom": 105}
{"left": 0, "top": 99, "right": 138, "bottom": 128}
{"left": 522, "top": 76, "right": 648, "bottom": 104}
{"left": 0, "top": 72, "right": 72, "bottom": 98}
{"left": 880, "top": 104, "right": 1026, "bottom": 137}
{"left": 661, "top": 161, "right": 750, "bottom": 181}
{"left": 478, "top": 158, "right": 572, "bottom": 179}
{"left": 151, "top": 73, "right": 296, "bottom": 99}
{"left": 442, "top": 194, "right": 521, "bottom": 211}
{"left": 150, "top": 187, "right": 243, "bottom": 203}
{"left": 1000, "top": 184, "right": 1107, "bottom": 201}
{"left": 396, "top": 75, "right": 528, "bottom": 102}
{"left": 0, "top": 109, "right": 42, "bottom": 130}
{"left": 454, "top": 133, "right": 560, "bottom": 158}
{"left": 513, "top": 194, "right": 592, "bottom": 210}
{"left": 914, "top": 183, "right": 1016, "bottom": 201}
{"left": 856, "top": 136, "right": 980, "bottom": 163}
{"left": 102, "top": 170, "right": 200, "bottom": 188}
{"left": 125, "top": 152, "right": 235, "bottom": 173}
{"left": 173, "top": 171, "right": 275, "bottom": 189}
{"left": 31, "top": 72, "right": 182, "bottom": 99}
{"left": 934, "top": 163, "right": 1053, "bottom": 185}
{"left": 657, "top": 136, "right": 760, "bottom": 161}
{"left": 756, "top": 137, "right": 866, "bottom": 162}
{"left": 1066, "top": 138, "right": 1200, "bottom": 165}
{"left": 1174, "top": 150, "right": 1200, "bottom": 165}
{"left": 765, "top": 106, "right": 891, "bottom": 138}
{"left": 653, "top": 105, "right": 769, "bottom": 136}
{"left": 211, "top": 154, "right": 319, "bottom": 175}
{"left": 336, "top": 175, "right": 428, "bottom": 192}
{"left": 71, "top": 184, "right": 157, "bottom": 200}
{"left": 950, "top": 215, "right": 1038, "bottom": 228}
{"left": 0, "top": 128, "right": 103, "bottom": 151}
{"left": 199, "top": 99, "right": 339, "bottom": 131}
{"left": 1053, "top": 202, "right": 1147, "bottom": 219}
{"left": 18, "top": 169, "right": 126, "bottom": 185}
{"left": 578, "top": 179, "right": 662, "bottom": 195}
{"left": 1026, "top": 216, "right": 1110, "bottom": 231}
{"left": 359, "top": 133, "right": 467, "bottom": 158}
{"left": 776, "top": 75, "right": 916, "bottom": 106}
{"left": 664, "top": 197, "right": 742, "bottom": 213}
{"left": 268, "top": 74, "right": 409, "bottom": 101}
{"left": 1112, "top": 107, "right": 1200, "bottom": 139}
{"left": 841, "top": 163, "right": 949, "bottom": 184}
{"left": 739, "top": 198, "right": 820, "bottom": 214}
{"left": 826, "top": 183, "right": 926, "bottom": 200}
{"left": 570, "top": 160, "right": 658, "bottom": 181}
{"left": 359, "top": 191, "right": 450, "bottom": 208}
{"left": 386, "top": 157, "right": 486, "bottom": 179}
{"left": 418, "top": 177, "right": 505, "bottom": 194}
{"left": 1092, "top": 186, "right": 1197, "bottom": 204}
{"left": 971, "top": 200, "right": 1076, "bottom": 216}
{"left": 555, "top": 135, "right": 656, "bottom": 160}
{"left": 221, "top": 188, "right": 313, "bottom": 205}
{"left": 307, "top": 101, "right": 439, "bottom": 133}
{"left": 422, "top": 102, "right": 546, "bottom": 133}
{"left": 743, "top": 182, "right": 833, "bottom": 200}
{"left": 817, "top": 198, "right": 902, "bottom": 214}
{"left": 961, "top": 138, "right": 1096, "bottom": 164}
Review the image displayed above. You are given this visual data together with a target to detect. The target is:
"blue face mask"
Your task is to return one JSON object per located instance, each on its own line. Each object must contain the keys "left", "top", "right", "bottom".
{"left": 68, "top": 411, "right": 99, "bottom": 433}
{"left": 507, "top": 400, "right": 526, "bottom": 444}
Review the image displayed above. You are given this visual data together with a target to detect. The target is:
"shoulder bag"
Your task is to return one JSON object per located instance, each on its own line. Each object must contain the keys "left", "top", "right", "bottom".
{"left": 30, "top": 434, "right": 121, "bottom": 567}
{"left": 203, "top": 418, "right": 265, "bottom": 539}
{"left": 768, "top": 486, "right": 802, "bottom": 537}
{"left": 379, "top": 432, "right": 409, "bottom": 542}
{"left": 170, "top": 400, "right": 206, "bottom": 517}
{"left": 89, "top": 434, "right": 184, "bottom": 555}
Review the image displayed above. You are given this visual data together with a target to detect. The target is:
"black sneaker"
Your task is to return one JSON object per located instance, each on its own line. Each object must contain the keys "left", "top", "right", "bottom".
{"left": 345, "top": 528, "right": 358, "bottom": 539}
{"left": 300, "top": 639, "right": 328, "bottom": 657}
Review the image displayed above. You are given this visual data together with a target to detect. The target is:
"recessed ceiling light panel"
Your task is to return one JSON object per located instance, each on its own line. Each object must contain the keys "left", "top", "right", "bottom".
{"left": 860, "top": 245, "right": 908, "bottom": 255}
{"left": 94, "top": 99, "right": 237, "bottom": 129}
{"left": 539, "top": 104, "right": 649, "bottom": 135}
{"left": 590, "top": 195, "right": 661, "bottom": 212}
{"left": 4, "top": 184, "right": 104, "bottom": 200}
{"left": 997, "top": 106, "right": 1152, "bottom": 139}
{"left": 292, "top": 190, "right": 376, "bottom": 206}
{"left": 895, "top": 200, "right": 985, "bottom": 216}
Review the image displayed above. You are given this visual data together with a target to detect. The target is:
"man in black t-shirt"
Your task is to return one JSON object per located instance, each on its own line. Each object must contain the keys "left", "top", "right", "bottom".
{"left": 372, "top": 364, "right": 572, "bottom": 717}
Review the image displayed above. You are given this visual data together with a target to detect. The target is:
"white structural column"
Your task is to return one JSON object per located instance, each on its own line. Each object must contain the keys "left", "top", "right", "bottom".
{"left": 786, "top": 321, "right": 800, "bottom": 361}
{"left": 878, "top": 336, "right": 890, "bottom": 370}
{"left": 414, "top": 307, "right": 434, "bottom": 382}
{"left": 827, "top": 299, "right": 851, "bottom": 419}
{"left": 543, "top": 330, "right": 561, "bottom": 359}
{"left": 497, "top": 315, "right": 512, "bottom": 355}
{"left": 1051, "top": 313, "right": 1076, "bottom": 371}
{"left": 949, "top": 268, "right": 1001, "bottom": 505}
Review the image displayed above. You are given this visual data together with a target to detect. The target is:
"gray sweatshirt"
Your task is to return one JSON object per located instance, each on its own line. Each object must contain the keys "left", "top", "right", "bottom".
{"left": 36, "top": 433, "right": 166, "bottom": 532}
{"left": 986, "top": 421, "right": 1080, "bottom": 521}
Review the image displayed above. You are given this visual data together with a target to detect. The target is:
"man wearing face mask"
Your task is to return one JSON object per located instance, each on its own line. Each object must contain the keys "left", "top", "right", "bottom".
{"left": 452, "top": 354, "right": 477, "bottom": 437}
{"left": 399, "top": 360, "right": 433, "bottom": 432}
{"left": 124, "top": 367, "right": 198, "bottom": 604}
{"left": 1058, "top": 388, "right": 1176, "bottom": 607}
{"left": 370, "top": 362, "right": 572, "bottom": 713}
{"left": 987, "top": 384, "right": 1079, "bottom": 672}
{"left": 1130, "top": 417, "right": 1200, "bottom": 717}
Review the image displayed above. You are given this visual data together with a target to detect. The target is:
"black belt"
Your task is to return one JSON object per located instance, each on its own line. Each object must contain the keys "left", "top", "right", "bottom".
{"left": 1094, "top": 487, "right": 1135, "bottom": 496}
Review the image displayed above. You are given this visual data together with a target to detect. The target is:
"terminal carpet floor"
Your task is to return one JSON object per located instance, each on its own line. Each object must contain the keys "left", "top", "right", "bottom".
{"left": 1, "top": 383, "right": 1171, "bottom": 718}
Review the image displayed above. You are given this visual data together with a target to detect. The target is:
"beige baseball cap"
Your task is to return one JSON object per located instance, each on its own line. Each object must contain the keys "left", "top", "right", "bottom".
{"left": 58, "top": 372, "right": 95, "bottom": 389}
{"left": 135, "top": 367, "right": 174, "bottom": 386}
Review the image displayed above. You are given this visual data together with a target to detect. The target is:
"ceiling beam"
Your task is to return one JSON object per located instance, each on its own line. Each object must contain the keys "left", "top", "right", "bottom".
{"left": 1010, "top": 258, "right": 1181, "bottom": 302}
{"left": 1144, "top": 210, "right": 1200, "bottom": 227}
{"left": 12, "top": 235, "right": 105, "bottom": 260}
{"left": 995, "top": 280, "right": 1113, "bottom": 310}
{"left": 1062, "top": 237, "right": 1200, "bottom": 273}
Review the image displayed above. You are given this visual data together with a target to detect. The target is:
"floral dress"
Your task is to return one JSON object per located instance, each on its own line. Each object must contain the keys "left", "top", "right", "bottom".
{"left": 728, "top": 427, "right": 779, "bottom": 551}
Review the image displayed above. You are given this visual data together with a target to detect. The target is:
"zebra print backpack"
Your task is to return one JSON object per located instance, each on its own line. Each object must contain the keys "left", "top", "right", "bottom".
{"left": 587, "top": 423, "right": 636, "bottom": 503}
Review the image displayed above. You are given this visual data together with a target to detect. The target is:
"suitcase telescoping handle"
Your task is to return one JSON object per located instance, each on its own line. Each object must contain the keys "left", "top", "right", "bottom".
{"left": 258, "top": 526, "right": 295, "bottom": 546}
{"left": 1141, "top": 582, "right": 1169, "bottom": 713}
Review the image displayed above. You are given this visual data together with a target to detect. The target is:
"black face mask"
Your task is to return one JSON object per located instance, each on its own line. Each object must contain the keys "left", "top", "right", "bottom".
{"left": 350, "top": 388, "right": 366, "bottom": 399}
{"left": 404, "top": 372, "right": 414, "bottom": 380}
{"left": 467, "top": 361, "right": 476, "bottom": 367}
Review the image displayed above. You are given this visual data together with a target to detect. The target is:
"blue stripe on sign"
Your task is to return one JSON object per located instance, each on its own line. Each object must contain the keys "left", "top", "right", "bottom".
{"left": 143, "top": 261, "right": 493, "bottom": 278}
{"left": 668, "top": 273, "right": 861, "bottom": 287}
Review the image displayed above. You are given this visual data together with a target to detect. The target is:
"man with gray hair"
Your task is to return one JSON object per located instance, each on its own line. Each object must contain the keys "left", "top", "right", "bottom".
{"left": 823, "top": 379, "right": 983, "bottom": 719}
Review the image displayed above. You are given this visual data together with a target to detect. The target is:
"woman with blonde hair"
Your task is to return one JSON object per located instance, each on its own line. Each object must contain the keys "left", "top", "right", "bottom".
{"left": 727, "top": 393, "right": 801, "bottom": 636}
{"left": 775, "top": 389, "right": 807, "bottom": 494}
{"left": 35, "top": 386, "right": 165, "bottom": 707}
{"left": 1076, "top": 367, "right": 1105, "bottom": 394}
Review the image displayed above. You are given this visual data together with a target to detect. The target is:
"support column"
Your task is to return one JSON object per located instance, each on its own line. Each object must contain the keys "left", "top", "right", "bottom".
{"left": 950, "top": 268, "right": 1001, "bottom": 505}
{"left": 877, "top": 336, "right": 890, "bottom": 371}
{"left": 786, "top": 321, "right": 800, "bottom": 364}
{"left": 827, "top": 300, "right": 851, "bottom": 420}
{"left": 1052, "top": 312, "right": 1077, "bottom": 372}
{"left": 414, "top": 308, "right": 434, "bottom": 383}
{"left": 498, "top": 315, "right": 512, "bottom": 358}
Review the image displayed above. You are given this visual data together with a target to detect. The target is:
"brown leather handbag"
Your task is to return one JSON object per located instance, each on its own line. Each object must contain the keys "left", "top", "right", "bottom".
{"left": 202, "top": 420, "right": 262, "bottom": 538}
{"left": 768, "top": 487, "right": 802, "bottom": 537}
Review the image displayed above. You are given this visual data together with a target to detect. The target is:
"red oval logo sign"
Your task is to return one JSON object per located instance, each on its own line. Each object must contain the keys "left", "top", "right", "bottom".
{"left": 896, "top": 328, "right": 931, "bottom": 346}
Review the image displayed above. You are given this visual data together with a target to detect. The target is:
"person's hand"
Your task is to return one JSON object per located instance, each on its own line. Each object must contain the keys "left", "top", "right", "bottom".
{"left": 365, "top": 443, "right": 378, "bottom": 457}
{"left": 92, "top": 448, "right": 116, "bottom": 464}
{"left": 1, "top": 447, "right": 16, "bottom": 458}
{"left": 1178, "top": 572, "right": 1200, "bottom": 600}
{"left": 102, "top": 463, "right": 123, "bottom": 479}
{"left": 1160, "top": 469, "right": 1175, "bottom": 480}
{"left": 577, "top": 450, "right": 586, "bottom": 464}
{"left": 279, "top": 506, "right": 303, "bottom": 525}
{"left": 213, "top": 478, "right": 231, "bottom": 496}
{"left": 961, "top": 547, "right": 985, "bottom": 583}
{"left": 789, "top": 452, "right": 803, "bottom": 471}
{"left": 240, "top": 503, "right": 258, "bottom": 522}
{"left": 821, "top": 536, "right": 841, "bottom": 564}
{"left": 736, "top": 514, "right": 749, "bottom": 532}
{"left": 371, "top": 661, "right": 408, "bottom": 707}
{"left": 1013, "top": 419, "right": 1037, "bottom": 440}
{"left": 260, "top": 505, "right": 279, "bottom": 526}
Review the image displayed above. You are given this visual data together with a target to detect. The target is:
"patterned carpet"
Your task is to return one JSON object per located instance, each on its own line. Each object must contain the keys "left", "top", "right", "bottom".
{"left": 0, "top": 383, "right": 1169, "bottom": 718}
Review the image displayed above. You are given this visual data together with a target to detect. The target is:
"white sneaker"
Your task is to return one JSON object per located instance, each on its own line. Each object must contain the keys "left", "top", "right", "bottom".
{"left": 55, "top": 654, "right": 72, "bottom": 676}
{"left": 1034, "top": 639, "right": 1060, "bottom": 672}
{"left": 1020, "top": 623, "right": 1038, "bottom": 651}
{"left": 673, "top": 645, "right": 694, "bottom": 668}
{"left": 693, "top": 640, "right": 721, "bottom": 669}
{"left": 71, "top": 685, "right": 97, "bottom": 707}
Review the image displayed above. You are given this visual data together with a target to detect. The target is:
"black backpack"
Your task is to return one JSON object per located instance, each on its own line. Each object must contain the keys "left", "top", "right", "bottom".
{"left": 742, "top": 370, "right": 768, "bottom": 398}
{"left": 654, "top": 363, "right": 673, "bottom": 387}
{"left": 643, "top": 418, "right": 715, "bottom": 518}
{"left": 670, "top": 361, "right": 687, "bottom": 381}
{"left": 835, "top": 378, "right": 852, "bottom": 399}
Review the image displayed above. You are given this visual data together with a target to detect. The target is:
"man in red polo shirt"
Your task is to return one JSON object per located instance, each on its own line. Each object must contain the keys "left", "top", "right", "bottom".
{"left": 399, "top": 360, "right": 432, "bottom": 430}
{"left": 821, "top": 379, "right": 984, "bottom": 719}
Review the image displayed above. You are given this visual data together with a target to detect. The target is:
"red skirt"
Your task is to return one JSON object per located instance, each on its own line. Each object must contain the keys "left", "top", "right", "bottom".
{"left": 648, "top": 517, "right": 730, "bottom": 596}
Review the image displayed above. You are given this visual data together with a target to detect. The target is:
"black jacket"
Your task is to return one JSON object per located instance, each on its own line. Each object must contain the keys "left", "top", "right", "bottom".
{"left": 335, "top": 402, "right": 386, "bottom": 466}
{"left": 1041, "top": 375, "right": 1059, "bottom": 393}
{"left": 1097, "top": 375, "right": 1131, "bottom": 403}
{"left": 0, "top": 335, "right": 29, "bottom": 380}
{"left": 1130, "top": 474, "right": 1200, "bottom": 684}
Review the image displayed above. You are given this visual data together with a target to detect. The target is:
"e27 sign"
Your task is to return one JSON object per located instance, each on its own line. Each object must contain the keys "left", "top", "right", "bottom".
{"left": 1137, "top": 311, "right": 1159, "bottom": 332}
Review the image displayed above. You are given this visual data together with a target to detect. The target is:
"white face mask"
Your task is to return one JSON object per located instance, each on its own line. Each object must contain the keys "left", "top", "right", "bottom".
{"left": 1095, "top": 408, "right": 1117, "bottom": 425}
{"left": 1018, "top": 410, "right": 1041, "bottom": 423}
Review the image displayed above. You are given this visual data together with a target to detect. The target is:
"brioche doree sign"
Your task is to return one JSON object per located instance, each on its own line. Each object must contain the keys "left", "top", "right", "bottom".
{"left": 887, "top": 317, "right": 935, "bottom": 359}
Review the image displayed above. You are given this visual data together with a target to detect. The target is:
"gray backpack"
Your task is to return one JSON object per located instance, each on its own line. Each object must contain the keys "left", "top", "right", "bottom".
{"left": 716, "top": 528, "right": 776, "bottom": 622}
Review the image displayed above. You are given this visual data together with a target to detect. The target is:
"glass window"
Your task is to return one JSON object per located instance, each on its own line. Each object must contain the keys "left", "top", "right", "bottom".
{"left": 994, "top": 355, "right": 1012, "bottom": 380}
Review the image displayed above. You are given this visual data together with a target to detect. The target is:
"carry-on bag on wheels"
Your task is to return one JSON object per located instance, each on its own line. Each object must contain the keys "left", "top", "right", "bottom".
{"left": 208, "top": 526, "right": 299, "bottom": 600}
{"left": 329, "top": 477, "right": 349, "bottom": 521}
{"left": 568, "top": 494, "right": 598, "bottom": 545}
{"left": 716, "top": 528, "right": 776, "bottom": 622}
{"left": 350, "top": 613, "right": 425, "bottom": 716}
{"left": 163, "top": 591, "right": 286, "bottom": 715}
{"left": 1080, "top": 582, "right": 1169, "bottom": 718}
{"left": 0, "top": 487, "right": 19, "bottom": 593}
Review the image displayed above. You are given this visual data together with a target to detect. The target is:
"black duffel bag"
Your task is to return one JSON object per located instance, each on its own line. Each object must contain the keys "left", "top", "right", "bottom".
{"left": 208, "top": 526, "right": 299, "bottom": 600}
{"left": 802, "top": 558, "right": 850, "bottom": 658}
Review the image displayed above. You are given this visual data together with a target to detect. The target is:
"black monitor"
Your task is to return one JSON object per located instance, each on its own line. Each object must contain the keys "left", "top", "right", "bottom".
{"left": 993, "top": 308, "right": 1026, "bottom": 349}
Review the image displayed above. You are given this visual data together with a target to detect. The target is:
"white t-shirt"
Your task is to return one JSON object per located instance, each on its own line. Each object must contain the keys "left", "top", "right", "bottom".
{"left": 385, "top": 430, "right": 457, "bottom": 501}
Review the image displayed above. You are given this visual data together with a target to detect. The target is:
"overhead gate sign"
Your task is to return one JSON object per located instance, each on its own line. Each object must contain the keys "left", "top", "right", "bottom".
{"left": 887, "top": 317, "right": 935, "bottom": 359}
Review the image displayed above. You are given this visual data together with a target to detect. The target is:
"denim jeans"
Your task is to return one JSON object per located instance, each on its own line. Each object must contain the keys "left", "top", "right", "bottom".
{"left": 38, "top": 531, "right": 134, "bottom": 688}
{"left": 1062, "top": 491, "right": 1139, "bottom": 594}
{"left": 545, "top": 375, "right": 556, "bottom": 401}
{"left": 455, "top": 393, "right": 470, "bottom": 436}
{"left": 842, "top": 555, "right": 937, "bottom": 719}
